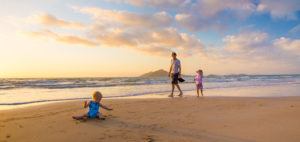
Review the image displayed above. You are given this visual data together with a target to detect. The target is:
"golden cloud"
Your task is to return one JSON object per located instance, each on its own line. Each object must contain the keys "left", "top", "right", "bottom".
{"left": 27, "top": 30, "right": 98, "bottom": 47}
{"left": 29, "top": 13, "right": 85, "bottom": 30}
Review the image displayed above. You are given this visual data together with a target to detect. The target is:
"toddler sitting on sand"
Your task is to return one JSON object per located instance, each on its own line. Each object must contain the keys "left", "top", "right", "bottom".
{"left": 72, "top": 91, "right": 112, "bottom": 120}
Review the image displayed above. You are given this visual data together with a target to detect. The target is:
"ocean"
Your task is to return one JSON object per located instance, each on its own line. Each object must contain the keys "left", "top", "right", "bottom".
{"left": 1, "top": 74, "right": 300, "bottom": 108}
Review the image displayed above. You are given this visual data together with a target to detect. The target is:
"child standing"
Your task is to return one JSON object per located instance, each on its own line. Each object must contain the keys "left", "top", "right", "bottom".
{"left": 194, "top": 69, "right": 204, "bottom": 97}
{"left": 72, "top": 91, "right": 112, "bottom": 120}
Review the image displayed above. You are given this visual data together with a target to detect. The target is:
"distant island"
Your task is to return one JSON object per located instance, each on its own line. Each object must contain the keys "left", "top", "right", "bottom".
{"left": 139, "top": 69, "right": 189, "bottom": 77}
{"left": 139, "top": 69, "right": 169, "bottom": 77}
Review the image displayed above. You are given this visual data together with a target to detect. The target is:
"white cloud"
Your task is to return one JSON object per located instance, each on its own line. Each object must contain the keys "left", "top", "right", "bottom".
{"left": 273, "top": 37, "right": 300, "bottom": 55}
{"left": 257, "top": 0, "right": 300, "bottom": 19}
{"left": 223, "top": 31, "right": 269, "bottom": 53}
{"left": 209, "top": 31, "right": 300, "bottom": 64}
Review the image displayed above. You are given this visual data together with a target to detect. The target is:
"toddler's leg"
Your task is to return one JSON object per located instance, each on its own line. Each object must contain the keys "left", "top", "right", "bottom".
{"left": 72, "top": 114, "right": 88, "bottom": 120}
{"left": 96, "top": 113, "right": 105, "bottom": 120}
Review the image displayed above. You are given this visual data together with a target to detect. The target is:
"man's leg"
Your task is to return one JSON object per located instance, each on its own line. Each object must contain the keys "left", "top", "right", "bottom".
{"left": 169, "top": 83, "right": 175, "bottom": 97}
{"left": 175, "top": 84, "right": 183, "bottom": 96}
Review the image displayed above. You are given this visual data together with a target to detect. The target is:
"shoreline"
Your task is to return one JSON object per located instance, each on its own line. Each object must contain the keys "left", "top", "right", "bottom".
{"left": 1, "top": 83, "right": 300, "bottom": 111}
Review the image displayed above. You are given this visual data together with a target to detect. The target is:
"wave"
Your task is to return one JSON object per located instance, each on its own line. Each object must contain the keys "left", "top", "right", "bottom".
{"left": 1, "top": 74, "right": 300, "bottom": 90}
{"left": 1, "top": 81, "right": 300, "bottom": 106}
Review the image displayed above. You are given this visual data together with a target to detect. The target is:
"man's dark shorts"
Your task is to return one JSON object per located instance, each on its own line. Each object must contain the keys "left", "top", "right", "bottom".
{"left": 171, "top": 73, "right": 179, "bottom": 84}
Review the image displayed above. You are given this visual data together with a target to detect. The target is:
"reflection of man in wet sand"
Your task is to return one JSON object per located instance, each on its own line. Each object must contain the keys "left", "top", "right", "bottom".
{"left": 168, "top": 52, "right": 183, "bottom": 97}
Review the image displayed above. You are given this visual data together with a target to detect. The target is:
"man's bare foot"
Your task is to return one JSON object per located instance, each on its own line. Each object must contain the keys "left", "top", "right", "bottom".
{"left": 168, "top": 94, "right": 174, "bottom": 97}
{"left": 178, "top": 92, "right": 183, "bottom": 97}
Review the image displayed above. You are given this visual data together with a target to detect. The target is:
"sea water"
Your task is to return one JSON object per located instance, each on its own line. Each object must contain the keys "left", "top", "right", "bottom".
{"left": 0, "top": 74, "right": 300, "bottom": 108}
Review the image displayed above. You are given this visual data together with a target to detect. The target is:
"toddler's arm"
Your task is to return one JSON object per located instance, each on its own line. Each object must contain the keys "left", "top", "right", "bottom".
{"left": 83, "top": 101, "right": 90, "bottom": 108}
{"left": 100, "top": 103, "right": 113, "bottom": 111}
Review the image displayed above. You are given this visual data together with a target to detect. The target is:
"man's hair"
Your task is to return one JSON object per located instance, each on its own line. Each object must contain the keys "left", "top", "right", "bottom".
{"left": 172, "top": 52, "right": 177, "bottom": 56}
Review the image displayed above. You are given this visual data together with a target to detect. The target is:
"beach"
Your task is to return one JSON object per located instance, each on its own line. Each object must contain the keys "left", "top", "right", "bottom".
{"left": 1, "top": 95, "right": 300, "bottom": 142}
{"left": 2, "top": 0, "right": 300, "bottom": 141}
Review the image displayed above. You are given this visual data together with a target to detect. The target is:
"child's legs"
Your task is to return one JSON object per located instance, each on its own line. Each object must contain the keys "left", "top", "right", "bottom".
{"left": 73, "top": 113, "right": 88, "bottom": 120}
{"left": 196, "top": 84, "right": 200, "bottom": 96}
{"left": 96, "top": 113, "right": 105, "bottom": 120}
{"left": 200, "top": 83, "right": 203, "bottom": 96}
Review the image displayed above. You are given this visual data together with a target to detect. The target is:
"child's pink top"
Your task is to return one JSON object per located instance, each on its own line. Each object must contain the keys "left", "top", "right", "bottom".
{"left": 195, "top": 74, "right": 203, "bottom": 84}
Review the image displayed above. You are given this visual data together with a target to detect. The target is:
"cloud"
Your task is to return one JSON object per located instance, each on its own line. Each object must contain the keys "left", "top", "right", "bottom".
{"left": 26, "top": 29, "right": 98, "bottom": 47}
{"left": 74, "top": 7, "right": 172, "bottom": 29}
{"left": 191, "top": 0, "right": 256, "bottom": 18}
{"left": 257, "top": 0, "right": 300, "bottom": 19}
{"left": 223, "top": 31, "right": 269, "bottom": 53}
{"left": 28, "top": 13, "right": 86, "bottom": 30}
{"left": 106, "top": 0, "right": 187, "bottom": 8}
{"left": 108, "top": 0, "right": 300, "bottom": 32}
{"left": 175, "top": 13, "right": 227, "bottom": 32}
{"left": 109, "top": 0, "right": 256, "bottom": 31}
{"left": 212, "top": 31, "right": 300, "bottom": 68}
{"left": 26, "top": 7, "right": 204, "bottom": 57}
{"left": 273, "top": 37, "right": 300, "bottom": 55}
{"left": 175, "top": 0, "right": 257, "bottom": 31}
{"left": 89, "top": 27, "right": 204, "bottom": 56}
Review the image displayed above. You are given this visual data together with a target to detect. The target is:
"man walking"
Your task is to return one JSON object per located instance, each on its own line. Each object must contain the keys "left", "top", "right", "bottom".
{"left": 168, "top": 52, "right": 183, "bottom": 97}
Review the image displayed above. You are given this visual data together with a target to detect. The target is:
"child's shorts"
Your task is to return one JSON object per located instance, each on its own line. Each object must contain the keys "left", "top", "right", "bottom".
{"left": 196, "top": 83, "right": 203, "bottom": 90}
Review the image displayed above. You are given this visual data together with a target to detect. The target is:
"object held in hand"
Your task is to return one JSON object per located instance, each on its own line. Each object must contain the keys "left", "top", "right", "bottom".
{"left": 178, "top": 78, "right": 185, "bottom": 82}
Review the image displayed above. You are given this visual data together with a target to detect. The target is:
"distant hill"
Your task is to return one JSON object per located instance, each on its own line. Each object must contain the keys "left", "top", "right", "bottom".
{"left": 139, "top": 69, "right": 189, "bottom": 77}
{"left": 139, "top": 69, "right": 169, "bottom": 77}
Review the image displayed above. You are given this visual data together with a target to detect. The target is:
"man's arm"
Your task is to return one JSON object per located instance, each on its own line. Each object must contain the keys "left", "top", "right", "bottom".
{"left": 179, "top": 61, "right": 182, "bottom": 75}
{"left": 169, "top": 65, "right": 172, "bottom": 77}
{"left": 169, "top": 60, "right": 173, "bottom": 77}
{"left": 100, "top": 103, "right": 113, "bottom": 111}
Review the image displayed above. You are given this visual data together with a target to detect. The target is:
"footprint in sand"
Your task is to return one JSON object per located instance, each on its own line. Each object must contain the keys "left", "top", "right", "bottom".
{"left": 258, "top": 103, "right": 264, "bottom": 107}
{"left": 6, "top": 135, "right": 11, "bottom": 139}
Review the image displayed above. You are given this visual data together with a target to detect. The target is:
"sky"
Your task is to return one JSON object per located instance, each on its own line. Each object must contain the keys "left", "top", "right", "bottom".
{"left": 0, "top": 0, "right": 300, "bottom": 78}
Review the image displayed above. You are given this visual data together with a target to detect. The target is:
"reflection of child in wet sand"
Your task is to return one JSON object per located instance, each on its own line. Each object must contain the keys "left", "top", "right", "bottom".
{"left": 195, "top": 69, "right": 204, "bottom": 97}
{"left": 72, "top": 91, "right": 113, "bottom": 121}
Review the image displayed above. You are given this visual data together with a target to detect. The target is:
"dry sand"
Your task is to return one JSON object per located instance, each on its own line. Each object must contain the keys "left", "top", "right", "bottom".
{"left": 1, "top": 96, "right": 300, "bottom": 142}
